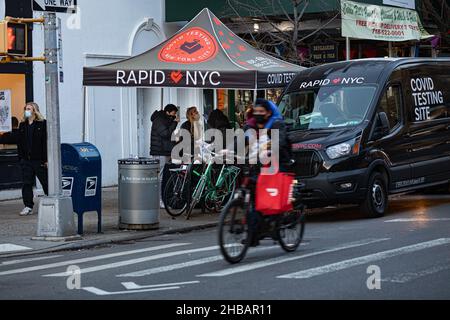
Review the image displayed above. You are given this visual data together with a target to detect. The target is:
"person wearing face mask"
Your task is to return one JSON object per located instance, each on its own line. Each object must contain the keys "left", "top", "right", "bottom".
{"left": 243, "top": 99, "right": 293, "bottom": 246}
{"left": 17, "top": 102, "right": 48, "bottom": 216}
{"left": 150, "top": 104, "right": 179, "bottom": 207}
{"left": 245, "top": 99, "right": 292, "bottom": 170}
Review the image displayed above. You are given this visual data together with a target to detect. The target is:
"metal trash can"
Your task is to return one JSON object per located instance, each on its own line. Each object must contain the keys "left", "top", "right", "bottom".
{"left": 118, "top": 158, "right": 160, "bottom": 230}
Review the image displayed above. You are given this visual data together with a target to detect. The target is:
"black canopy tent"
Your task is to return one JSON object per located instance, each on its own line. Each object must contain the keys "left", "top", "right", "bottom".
{"left": 81, "top": 8, "right": 306, "bottom": 140}
{"left": 83, "top": 8, "right": 305, "bottom": 89}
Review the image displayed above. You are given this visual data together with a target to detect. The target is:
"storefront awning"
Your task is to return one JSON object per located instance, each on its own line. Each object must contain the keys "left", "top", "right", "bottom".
{"left": 83, "top": 8, "right": 305, "bottom": 90}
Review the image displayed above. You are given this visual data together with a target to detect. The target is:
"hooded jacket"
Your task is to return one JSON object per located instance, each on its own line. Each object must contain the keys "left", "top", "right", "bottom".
{"left": 150, "top": 110, "right": 177, "bottom": 156}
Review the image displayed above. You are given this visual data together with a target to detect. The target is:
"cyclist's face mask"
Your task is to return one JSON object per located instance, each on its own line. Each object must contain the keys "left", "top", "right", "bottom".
{"left": 253, "top": 106, "right": 270, "bottom": 124}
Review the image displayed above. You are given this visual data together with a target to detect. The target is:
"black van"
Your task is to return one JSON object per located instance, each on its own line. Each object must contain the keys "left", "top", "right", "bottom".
{"left": 279, "top": 58, "right": 450, "bottom": 217}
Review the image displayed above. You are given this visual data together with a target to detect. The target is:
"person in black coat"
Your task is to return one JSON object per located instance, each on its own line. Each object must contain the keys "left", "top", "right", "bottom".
{"left": 16, "top": 103, "right": 48, "bottom": 216}
{"left": 150, "top": 104, "right": 179, "bottom": 157}
{"left": 207, "top": 109, "right": 231, "bottom": 149}
{"left": 207, "top": 109, "right": 231, "bottom": 131}
{"left": 150, "top": 104, "right": 179, "bottom": 206}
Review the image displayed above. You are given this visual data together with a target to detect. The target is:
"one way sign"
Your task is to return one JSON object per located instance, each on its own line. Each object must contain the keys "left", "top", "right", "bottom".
{"left": 32, "top": 0, "right": 77, "bottom": 13}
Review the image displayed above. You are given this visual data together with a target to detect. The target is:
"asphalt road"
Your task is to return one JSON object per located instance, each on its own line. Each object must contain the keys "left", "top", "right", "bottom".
{"left": 1, "top": 194, "right": 450, "bottom": 300}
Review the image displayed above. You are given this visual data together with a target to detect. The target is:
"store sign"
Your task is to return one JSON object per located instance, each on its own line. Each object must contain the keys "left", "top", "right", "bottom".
{"left": 32, "top": 0, "right": 77, "bottom": 13}
{"left": 310, "top": 43, "right": 338, "bottom": 63}
{"left": 341, "top": 0, "right": 430, "bottom": 42}
{"left": 0, "top": 89, "right": 11, "bottom": 132}
{"left": 383, "top": 0, "right": 415, "bottom": 10}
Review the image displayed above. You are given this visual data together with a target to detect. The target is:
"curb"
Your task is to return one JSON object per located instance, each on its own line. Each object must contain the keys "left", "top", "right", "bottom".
{"left": 0, "top": 222, "right": 218, "bottom": 259}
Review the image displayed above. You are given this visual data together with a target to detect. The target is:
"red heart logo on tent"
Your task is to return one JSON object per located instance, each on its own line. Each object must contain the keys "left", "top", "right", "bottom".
{"left": 332, "top": 78, "right": 341, "bottom": 84}
{"left": 171, "top": 71, "right": 183, "bottom": 84}
{"left": 238, "top": 45, "right": 247, "bottom": 52}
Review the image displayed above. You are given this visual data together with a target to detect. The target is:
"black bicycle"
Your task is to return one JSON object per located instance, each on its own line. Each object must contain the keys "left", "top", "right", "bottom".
{"left": 218, "top": 166, "right": 305, "bottom": 264}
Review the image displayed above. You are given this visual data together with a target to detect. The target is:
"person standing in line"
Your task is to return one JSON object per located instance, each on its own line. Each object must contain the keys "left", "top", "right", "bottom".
{"left": 179, "top": 106, "right": 204, "bottom": 159}
{"left": 150, "top": 104, "right": 179, "bottom": 207}
{"left": 17, "top": 103, "right": 48, "bottom": 216}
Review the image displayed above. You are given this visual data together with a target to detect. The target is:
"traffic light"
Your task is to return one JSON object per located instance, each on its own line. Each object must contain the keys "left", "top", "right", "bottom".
{"left": 0, "top": 21, "right": 27, "bottom": 56}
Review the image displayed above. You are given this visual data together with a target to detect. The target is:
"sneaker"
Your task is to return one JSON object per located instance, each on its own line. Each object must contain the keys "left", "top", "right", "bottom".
{"left": 160, "top": 200, "right": 165, "bottom": 209}
{"left": 19, "top": 207, "right": 33, "bottom": 216}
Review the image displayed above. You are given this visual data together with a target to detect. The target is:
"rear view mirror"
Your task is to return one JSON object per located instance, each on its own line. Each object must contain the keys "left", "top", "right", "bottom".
{"left": 372, "top": 112, "right": 391, "bottom": 140}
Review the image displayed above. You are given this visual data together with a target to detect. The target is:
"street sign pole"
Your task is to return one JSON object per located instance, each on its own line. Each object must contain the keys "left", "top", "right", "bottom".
{"left": 36, "top": 12, "right": 76, "bottom": 238}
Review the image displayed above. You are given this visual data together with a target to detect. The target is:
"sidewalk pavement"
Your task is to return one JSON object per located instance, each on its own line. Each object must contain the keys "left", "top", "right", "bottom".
{"left": 0, "top": 187, "right": 219, "bottom": 258}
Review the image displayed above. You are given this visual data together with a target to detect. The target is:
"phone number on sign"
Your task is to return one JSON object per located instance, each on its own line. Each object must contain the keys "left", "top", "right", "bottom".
{"left": 372, "top": 29, "right": 405, "bottom": 37}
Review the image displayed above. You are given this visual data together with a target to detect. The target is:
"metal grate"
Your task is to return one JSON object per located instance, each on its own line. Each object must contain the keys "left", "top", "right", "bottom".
{"left": 292, "top": 150, "right": 322, "bottom": 178}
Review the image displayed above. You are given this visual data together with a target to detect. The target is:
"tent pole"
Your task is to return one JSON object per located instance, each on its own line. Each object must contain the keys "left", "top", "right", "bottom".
{"left": 346, "top": 37, "right": 351, "bottom": 60}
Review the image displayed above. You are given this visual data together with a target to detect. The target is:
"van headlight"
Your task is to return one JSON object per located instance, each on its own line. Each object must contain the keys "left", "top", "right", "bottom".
{"left": 326, "top": 138, "right": 360, "bottom": 160}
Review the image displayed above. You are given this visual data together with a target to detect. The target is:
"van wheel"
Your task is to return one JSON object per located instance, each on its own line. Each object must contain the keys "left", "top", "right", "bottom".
{"left": 360, "top": 172, "right": 388, "bottom": 218}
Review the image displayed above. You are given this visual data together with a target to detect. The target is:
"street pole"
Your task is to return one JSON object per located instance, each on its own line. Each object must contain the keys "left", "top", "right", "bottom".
{"left": 37, "top": 12, "right": 76, "bottom": 238}
{"left": 346, "top": 37, "right": 350, "bottom": 60}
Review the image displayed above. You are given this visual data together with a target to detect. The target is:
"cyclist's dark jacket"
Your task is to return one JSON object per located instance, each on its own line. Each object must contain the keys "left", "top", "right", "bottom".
{"left": 244, "top": 119, "right": 293, "bottom": 170}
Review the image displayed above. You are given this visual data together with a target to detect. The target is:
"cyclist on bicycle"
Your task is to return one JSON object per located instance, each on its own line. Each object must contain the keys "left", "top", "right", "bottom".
{"left": 243, "top": 99, "right": 293, "bottom": 246}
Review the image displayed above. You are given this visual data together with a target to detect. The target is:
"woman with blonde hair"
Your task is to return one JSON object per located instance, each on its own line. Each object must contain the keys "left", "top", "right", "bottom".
{"left": 17, "top": 102, "right": 48, "bottom": 216}
{"left": 179, "top": 106, "right": 203, "bottom": 158}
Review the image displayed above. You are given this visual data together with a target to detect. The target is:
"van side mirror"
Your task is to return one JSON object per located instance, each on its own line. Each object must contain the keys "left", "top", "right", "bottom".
{"left": 372, "top": 112, "right": 391, "bottom": 140}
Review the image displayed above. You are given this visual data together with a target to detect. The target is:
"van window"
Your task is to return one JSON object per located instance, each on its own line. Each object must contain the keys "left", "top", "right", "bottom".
{"left": 407, "top": 68, "right": 449, "bottom": 122}
{"left": 279, "top": 86, "right": 376, "bottom": 130}
{"left": 378, "top": 85, "right": 402, "bottom": 130}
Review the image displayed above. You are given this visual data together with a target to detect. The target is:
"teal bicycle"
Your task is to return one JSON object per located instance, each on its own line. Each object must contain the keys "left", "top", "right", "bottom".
{"left": 185, "top": 144, "right": 241, "bottom": 220}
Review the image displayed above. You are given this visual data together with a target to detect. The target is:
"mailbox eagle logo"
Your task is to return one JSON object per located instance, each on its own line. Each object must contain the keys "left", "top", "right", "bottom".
{"left": 85, "top": 177, "right": 98, "bottom": 197}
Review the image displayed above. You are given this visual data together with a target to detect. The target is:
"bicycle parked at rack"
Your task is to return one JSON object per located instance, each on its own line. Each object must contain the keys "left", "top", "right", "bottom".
{"left": 185, "top": 143, "right": 241, "bottom": 220}
{"left": 163, "top": 164, "right": 191, "bottom": 218}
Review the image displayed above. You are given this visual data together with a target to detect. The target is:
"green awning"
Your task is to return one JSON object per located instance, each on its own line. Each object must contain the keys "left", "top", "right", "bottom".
{"left": 165, "top": 0, "right": 411, "bottom": 22}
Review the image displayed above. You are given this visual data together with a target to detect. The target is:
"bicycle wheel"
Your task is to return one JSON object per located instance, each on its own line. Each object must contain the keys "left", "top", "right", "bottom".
{"left": 206, "top": 168, "right": 238, "bottom": 213}
{"left": 218, "top": 198, "right": 250, "bottom": 264}
{"left": 185, "top": 177, "right": 206, "bottom": 220}
{"left": 277, "top": 210, "right": 305, "bottom": 252}
{"left": 163, "top": 173, "right": 188, "bottom": 217}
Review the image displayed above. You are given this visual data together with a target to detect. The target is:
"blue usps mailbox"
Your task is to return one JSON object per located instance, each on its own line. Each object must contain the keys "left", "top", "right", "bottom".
{"left": 61, "top": 143, "right": 102, "bottom": 235}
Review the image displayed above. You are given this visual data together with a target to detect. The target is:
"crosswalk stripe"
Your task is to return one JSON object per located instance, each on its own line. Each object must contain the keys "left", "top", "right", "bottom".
{"left": 43, "top": 245, "right": 221, "bottom": 277}
{"left": 117, "top": 245, "right": 280, "bottom": 277}
{"left": 1, "top": 255, "right": 63, "bottom": 266}
{"left": 381, "top": 262, "right": 450, "bottom": 283}
{"left": 121, "top": 281, "right": 200, "bottom": 290}
{"left": 278, "top": 238, "right": 450, "bottom": 279}
{"left": 0, "top": 243, "right": 189, "bottom": 276}
{"left": 82, "top": 286, "right": 180, "bottom": 296}
{"left": 0, "top": 244, "right": 31, "bottom": 253}
{"left": 197, "top": 238, "right": 389, "bottom": 277}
